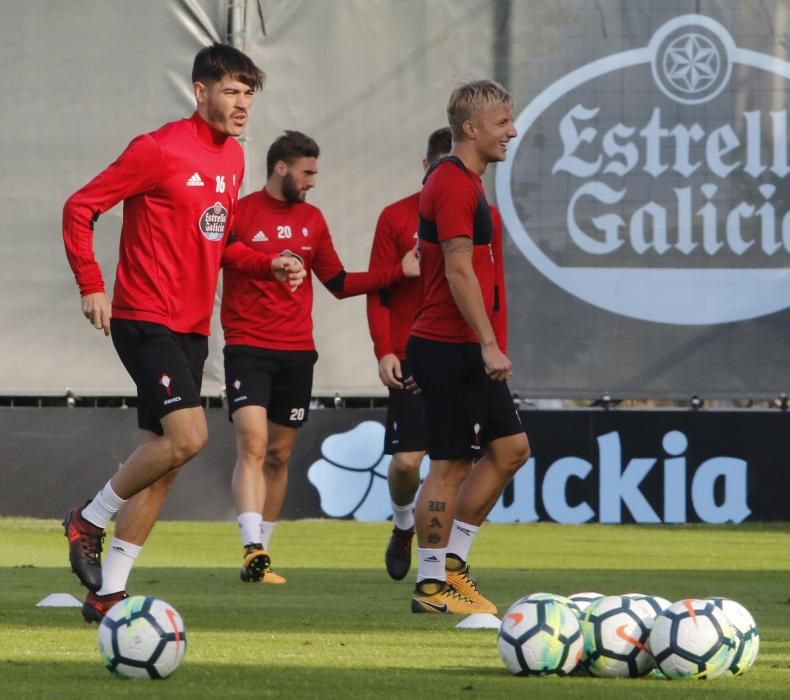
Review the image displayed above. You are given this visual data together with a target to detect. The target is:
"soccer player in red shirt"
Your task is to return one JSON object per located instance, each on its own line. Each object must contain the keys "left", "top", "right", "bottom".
{"left": 222, "top": 131, "right": 419, "bottom": 584}
{"left": 368, "top": 128, "right": 510, "bottom": 582}
{"left": 61, "top": 44, "right": 305, "bottom": 623}
{"left": 407, "top": 81, "right": 530, "bottom": 615}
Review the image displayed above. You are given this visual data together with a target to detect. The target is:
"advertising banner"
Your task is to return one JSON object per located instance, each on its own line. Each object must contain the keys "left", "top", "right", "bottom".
{"left": 3, "top": 407, "right": 785, "bottom": 523}
{"left": 498, "top": 4, "right": 790, "bottom": 398}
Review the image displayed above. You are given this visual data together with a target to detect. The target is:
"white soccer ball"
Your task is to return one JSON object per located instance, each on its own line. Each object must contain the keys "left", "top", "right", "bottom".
{"left": 706, "top": 597, "right": 759, "bottom": 674}
{"left": 497, "top": 597, "right": 583, "bottom": 676}
{"left": 623, "top": 593, "right": 671, "bottom": 618}
{"left": 649, "top": 598, "right": 737, "bottom": 680}
{"left": 523, "top": 591, "right": 582, "bottom": 618}
{"left": 568, "top": 592, "right": 604, "bottom": 613}
{"left": 580, "top": 595, "right": 655, "bottom": 677}
{"left": 98, "top": 595, "right": 187, "bottom": 679}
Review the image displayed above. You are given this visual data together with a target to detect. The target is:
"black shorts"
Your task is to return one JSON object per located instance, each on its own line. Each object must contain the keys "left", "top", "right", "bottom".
{"left": 384, "top": 360, "right": 427, "bottom": 455}
{"left": 111, "top": 319, "right": 207, "bottom": 435}
{"left": 406, "top": 335, "right": 525, "bottom": 460}
{"left": 223, "top": 345, "right": 318, "bottom": 427}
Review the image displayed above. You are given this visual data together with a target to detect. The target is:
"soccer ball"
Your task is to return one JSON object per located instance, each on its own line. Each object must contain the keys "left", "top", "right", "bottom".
{"left": 580, "top": 595, "right": 655, "bottom": 677}
{"left": 706, "top": 597, "right": 759, "bottom": 675}
{"left": 568, "top": 592, "right": 604, "bottom": 613}
{"left": 98, "top": 596, "right": 187, "bottom": 679}
{"left": 497, "top": 597, "right": 583, "bottom": 676}
{"left": 623, "top": 593, "right": 671, "bottom": 617}
{"left": 523, "top": 591, "right": 582, "bottom": 618}
{"left": 649, "top": 598, "right": 737, "bottom": 679}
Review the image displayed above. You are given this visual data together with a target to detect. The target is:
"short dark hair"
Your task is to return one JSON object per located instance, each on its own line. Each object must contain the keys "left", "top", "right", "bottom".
{"left": 266, "top": 131, "right": 320, "bottom": 178}
{"left": 192, "top": 42, "right": 264, "bottom": 90}
{"left": 426, "top": 127, "right": 452, "bottom": 164}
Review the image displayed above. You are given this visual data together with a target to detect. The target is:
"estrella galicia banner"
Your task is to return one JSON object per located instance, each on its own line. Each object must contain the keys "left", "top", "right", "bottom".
{"left": 497, "top": 4, "right": 790, "bottom": 399}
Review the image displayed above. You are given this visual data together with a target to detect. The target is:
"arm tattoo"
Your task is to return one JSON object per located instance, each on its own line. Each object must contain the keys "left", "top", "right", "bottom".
{"left": 427, "top": 533, "right": 441, "bottom": 544}
{"left": 429, "top": 517, "right": 442, "bottom": 529}
{"left": 440, "top": 237, "right": 473, "bottom": 254}
{"left": 428, "top": 501, "right": 446, "bottom": 512}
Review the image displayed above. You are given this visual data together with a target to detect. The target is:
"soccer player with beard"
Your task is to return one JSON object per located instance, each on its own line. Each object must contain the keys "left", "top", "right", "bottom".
{"left": 62, "top": 44, "right": 306, "bottom": 623}
{"left": 367, "top": 127, "right": 510, "bottom": 582}
{"left": 407, "top": 81, "right": 530, "bottom": 615}
{"left": 222, "top": 130, "right": 419, "bottom": 584}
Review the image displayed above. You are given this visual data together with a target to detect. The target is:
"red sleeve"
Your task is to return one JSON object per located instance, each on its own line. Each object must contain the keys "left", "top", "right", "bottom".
{"left": 221, "top": 237, "right": 276, "bottom": 280}
{"left": 313, "top": 217, "right": 403, "bottom": 299}
{"left": 366, "top": 207, "right": 398, "bottom": 359}
{"left": 491, "top": 206, "right": 508, "bottom": 353}
{"left": 62, "top": 134, "right": 161, "bottom": 296}
{"left": 433, "top": 170, "right": 478, "bottom": 241}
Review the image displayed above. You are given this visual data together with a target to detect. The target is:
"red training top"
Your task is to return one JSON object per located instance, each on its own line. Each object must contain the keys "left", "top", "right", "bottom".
{"left": 63, "top": 112, "right": 276, "bottom": 336}
{"left": 222, "top": 187, "right": 404, "bottom": 351}
{"left": 410, "top": 158, "right": 496, "bottom": 344}
{"left": 367, "top": 191, "right": 508, "bottom": 359}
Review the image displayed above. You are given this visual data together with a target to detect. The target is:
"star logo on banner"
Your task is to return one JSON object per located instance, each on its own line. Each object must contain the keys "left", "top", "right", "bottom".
{"left": 663, "top": 32, "right": 719, "bottom": 94}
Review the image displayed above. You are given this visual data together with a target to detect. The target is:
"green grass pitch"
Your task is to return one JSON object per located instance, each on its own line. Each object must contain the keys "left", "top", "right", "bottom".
{"left": 1, "top": 518, "right": 788, "bottom": 698}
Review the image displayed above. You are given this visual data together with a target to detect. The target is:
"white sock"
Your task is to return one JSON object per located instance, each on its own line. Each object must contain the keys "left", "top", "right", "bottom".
{"left": 81, "top": 481, "right": 127, "bottom": 529}
{"left": 260, "top": 520, "right": 277, "bottom": 550}
{"left": 391, "top": 501, "right": 415, "bottom": 531}
{"left": 416, "top": 547, "right": 446, "bottom": 583}
{"left": 97, "top": 538, "right": 141, "bottom": 595}
{"left": 237, "top": 512, "right": 263, "bottom": 547}
{"left": 446, "top": 520, "right": 480, "bottom": 565}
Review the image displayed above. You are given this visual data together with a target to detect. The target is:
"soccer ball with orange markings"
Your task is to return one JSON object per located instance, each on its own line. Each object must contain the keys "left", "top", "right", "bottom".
{"left": 580, "top": 595, "right": 656, "bottom": 677}
{"left": 98, "top": 595, "right": 187, "bottom": 679}
{"left": 497, "top": 597, "right": 583, "bottom": 676}
{"left": 648, "top": 598, "right": 737, "bottom": 679}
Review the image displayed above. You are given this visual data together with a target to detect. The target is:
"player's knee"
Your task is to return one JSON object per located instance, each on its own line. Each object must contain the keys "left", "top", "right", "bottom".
{"left": 391, "top": 452, "right": 423, "bottom": 476}
{"left": 169, "top": 425, "right": 208, "bottom": 465}
{"left": 264, "top": 445, "right": 291, "bottom": 474}
{"left": 238, "top": 434, "right": 268, "bottom": 466}
{"left": 502, "top": 435, "right": 531, "bottom": 476}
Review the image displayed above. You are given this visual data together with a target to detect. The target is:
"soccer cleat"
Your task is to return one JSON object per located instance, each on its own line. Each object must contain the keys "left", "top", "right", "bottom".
{"left": 63, "top": 503, "right": 105, "bottom": 591}
{"left": 239, "top": 543, "right": 285, "bottom": 584}
{"left": 411, "top": 580, "right": 485, "bottom": 615}
{"left": 385, "top": 526, "right": 414, "bottom": 580}
{"left": 82, "top": 590, "right": 128, "bottom": 624}
{"left": 259, "top": 566, "right": 287, "bottom": 585}
{"left": 446, "top": 560, "right": 498, "bottom": 614}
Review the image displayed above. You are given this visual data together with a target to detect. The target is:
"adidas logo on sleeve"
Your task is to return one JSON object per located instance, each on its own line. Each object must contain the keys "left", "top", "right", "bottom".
{"left": 251, "top": 230, "right": 268, "bottom": 242}
{"left": 186, "top": 172, "right": 204, "bottom": 187}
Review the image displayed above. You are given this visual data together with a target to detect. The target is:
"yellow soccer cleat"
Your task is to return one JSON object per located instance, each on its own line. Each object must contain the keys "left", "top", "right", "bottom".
{"left": 411, "top": 580, "right": 489, "bottom": 615}
{"left": 259, "top": 566, "right": 287, "bottom": 585}
{"left": 445, "top": 561, "right": 497, "bottom": 615}
{"left": 240, "top": 544, "right": 271, "bottom": 583}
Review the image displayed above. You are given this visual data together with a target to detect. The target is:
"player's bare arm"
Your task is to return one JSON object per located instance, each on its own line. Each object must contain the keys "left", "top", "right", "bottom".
{"left": 441, "top": 236, "right": 512, "bottom": 381}
{"left": 400, "top": 246, "right": 420, "bottom": 278}
{"left": 81, "top": 292, "right": 112, "bottom": 336}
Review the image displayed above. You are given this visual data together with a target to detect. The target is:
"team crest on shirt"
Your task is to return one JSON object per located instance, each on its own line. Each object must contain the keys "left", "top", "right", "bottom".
{"left": 159, "top": 374, "right": 172, "bottom": 395}
{"left": 199, "top": 202, "right": 228, "bottom": 241}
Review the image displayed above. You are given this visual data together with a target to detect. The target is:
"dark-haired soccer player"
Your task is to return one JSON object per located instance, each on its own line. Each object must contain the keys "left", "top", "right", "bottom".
{"left": 368, "top": 128, "right": 509, "bottom": 582}
{"left": 407, "top": 81, "right": 530, "bottom": 615}
{"left": 222, "top": 130, "right": 419, "bottom": 584}
{"left": 62, "top": 43, "right": 305, "bottom": 622}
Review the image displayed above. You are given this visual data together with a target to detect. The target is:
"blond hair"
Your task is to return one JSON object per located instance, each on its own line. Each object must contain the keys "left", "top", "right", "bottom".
{"left": 447, "top": 80, "right": 513, "bottom": 141}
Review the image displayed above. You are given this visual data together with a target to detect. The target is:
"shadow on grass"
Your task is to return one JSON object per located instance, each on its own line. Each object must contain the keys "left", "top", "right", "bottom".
{"left": 3, "top": 567, "right": 790, "bottom": 638}
{"left": 0, "top": 659, "right": 773, "bottom": 700}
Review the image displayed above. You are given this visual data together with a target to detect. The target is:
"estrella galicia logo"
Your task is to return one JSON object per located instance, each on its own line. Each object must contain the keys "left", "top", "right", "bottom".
{"left": 496, "top": 15, "right": 790, "bottom": 325}
{"left": 199, "top": 201, "right": 227, "bottom": 241}
{"left": 307, "top": 421, "right": 428, "bottom": 520}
